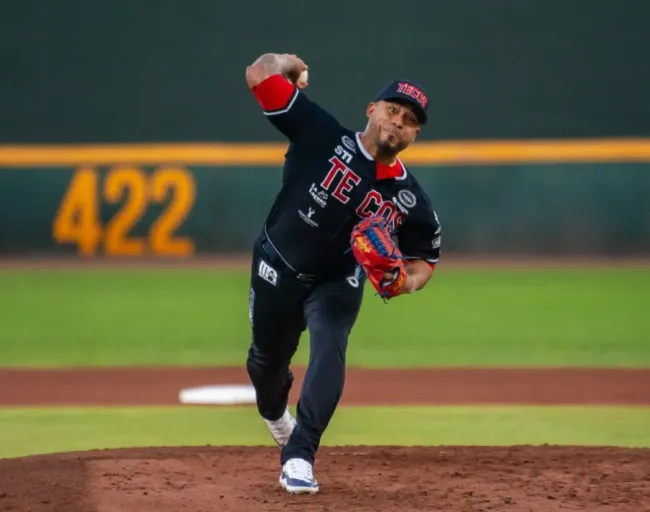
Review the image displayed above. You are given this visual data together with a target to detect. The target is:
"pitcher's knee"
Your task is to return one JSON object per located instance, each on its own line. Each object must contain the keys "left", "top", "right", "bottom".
{"left": 248, "top": 340, "right": 289, "bottom": 366}
{"left": 246, "top": 344, "right": 272, "bottom": 378}
{"left": 246, "top": 342, "right": 294, "bottom": 382}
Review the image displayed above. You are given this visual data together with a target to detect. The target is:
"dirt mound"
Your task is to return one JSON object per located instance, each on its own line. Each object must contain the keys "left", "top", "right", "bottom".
{"left": 1, "top": 446, "right": 649, "bottom": 512}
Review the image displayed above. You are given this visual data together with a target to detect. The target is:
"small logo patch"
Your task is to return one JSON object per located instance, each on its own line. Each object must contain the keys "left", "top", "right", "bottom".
{"left": 354, "top": 236, "right": 371, "bottom": 253}
{"left": 346, "top": 264, "right": 364, "bottom": 288}
{"left": 393, "top": 197, "right": 409, "bottom": 215}
{"left": 258, "top": 260, "right": 278, "bottom": 286}
{"left": 346, "top": 276, "right": 359, "bottom": 288}
{"left": 309, "top": 183, "right": 328, "bottom": 208}
{"left": 342, "top": 135, "right": 357, "bottom": 153}
{"left": 299, "top": 207, "right": 319, "bottom": 227}
{"left": 398, "top": 189, "right": 417, "bottom": 208}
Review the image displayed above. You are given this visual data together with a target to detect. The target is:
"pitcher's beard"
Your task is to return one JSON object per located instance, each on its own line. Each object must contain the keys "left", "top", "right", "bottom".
{"left": 376, "top": 138, "right": 406, "bottom": 159}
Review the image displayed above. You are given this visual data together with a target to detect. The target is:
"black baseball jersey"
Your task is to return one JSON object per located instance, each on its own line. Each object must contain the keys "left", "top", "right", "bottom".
{"left": 251, "top": 74, "right": 442, "bottom": 277}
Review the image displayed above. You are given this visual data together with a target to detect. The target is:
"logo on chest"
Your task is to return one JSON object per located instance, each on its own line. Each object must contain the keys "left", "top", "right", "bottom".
{"left": 320, "top": 152, "right": 361, "bottom": 205}
{"left": 356, "top": 190, "right": 406, "bottom": 230}
{"left": 316, "top": 143, "right": 410, "bottom": 231}
{"left": 320, "top": 159, "right": 406, "bottom": 231}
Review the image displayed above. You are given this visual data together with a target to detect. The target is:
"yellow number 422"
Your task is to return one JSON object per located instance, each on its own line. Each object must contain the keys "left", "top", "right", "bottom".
{"left": 52, "top": 166, "right": 196, "bottom": 257}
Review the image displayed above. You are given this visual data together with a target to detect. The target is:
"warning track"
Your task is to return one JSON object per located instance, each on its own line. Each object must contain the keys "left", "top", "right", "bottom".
{"left": 1, "top": 366, "right": 649, "bottom": 406}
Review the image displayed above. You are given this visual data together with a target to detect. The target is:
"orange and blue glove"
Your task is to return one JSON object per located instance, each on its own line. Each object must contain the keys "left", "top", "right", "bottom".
{"left": 350, "top": 216, "right": 407, "bottom": 300}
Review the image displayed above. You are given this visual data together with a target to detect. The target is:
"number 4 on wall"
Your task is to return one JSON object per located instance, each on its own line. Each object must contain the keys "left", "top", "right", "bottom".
{"left": 52, "top": 166, "right": 196, "bottom": 257}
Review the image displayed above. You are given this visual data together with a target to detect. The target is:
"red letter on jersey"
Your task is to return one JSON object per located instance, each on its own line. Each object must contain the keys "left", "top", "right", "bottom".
{"left": 356, "top": 190, "right": 383, "bottom": 218}
{"left": 321, "top": 157, "right": 348, "bottom": 190}
{"left": 332, "top": 170, "right": 361, "bottom": 204}
{"left": 377, "top": 201, "right": 397, "bottom": 223}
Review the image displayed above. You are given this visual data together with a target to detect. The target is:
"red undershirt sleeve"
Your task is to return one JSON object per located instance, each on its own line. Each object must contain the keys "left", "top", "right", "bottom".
{"left": 251, "top": 74, "right": 298, "bottom": 113}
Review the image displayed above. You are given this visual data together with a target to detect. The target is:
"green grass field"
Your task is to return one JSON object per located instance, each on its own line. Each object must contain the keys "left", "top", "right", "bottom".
{"left": 0, "top": 267, "right": 648, "bottom": 367}
{"left": 0, "top": 266, "right": 649, "bottom": 459}
{"left": 2, "top": 406, "right": 650, "bottom": 459}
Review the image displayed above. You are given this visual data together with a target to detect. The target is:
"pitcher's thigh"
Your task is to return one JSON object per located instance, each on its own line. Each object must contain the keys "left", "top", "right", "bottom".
{"left": 248, "top": 271, "right": 307, "bottom": 365}
{"left": 303, "top": 275, "right": 365, "bottom": 354}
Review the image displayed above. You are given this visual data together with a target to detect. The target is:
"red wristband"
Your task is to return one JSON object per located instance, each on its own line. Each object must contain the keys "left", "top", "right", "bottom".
{"left": 251, "top": 74, "right": 296, "bottom": 111}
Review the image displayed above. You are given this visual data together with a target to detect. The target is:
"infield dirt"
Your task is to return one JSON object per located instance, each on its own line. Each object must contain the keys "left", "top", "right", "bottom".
{"left": 1, "top": 366, "right": 649, "bottom": 511}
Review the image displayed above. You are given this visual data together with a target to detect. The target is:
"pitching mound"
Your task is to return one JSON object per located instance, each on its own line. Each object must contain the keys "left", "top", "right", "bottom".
{"left": 1, "top": 446, "right": 649, "bottom": 511}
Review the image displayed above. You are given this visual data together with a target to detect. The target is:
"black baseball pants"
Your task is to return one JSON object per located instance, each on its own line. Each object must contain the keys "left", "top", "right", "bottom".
{"left": 246, "top": 236, "right": 365, "bottom": 466}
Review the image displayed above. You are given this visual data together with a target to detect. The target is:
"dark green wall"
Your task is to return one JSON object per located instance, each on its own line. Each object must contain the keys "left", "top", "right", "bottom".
{"left": 2, "top": 0, "right": 649, "bottom": 143}
{"left": 1, "top": 165, "right": 648, "bottom": 256}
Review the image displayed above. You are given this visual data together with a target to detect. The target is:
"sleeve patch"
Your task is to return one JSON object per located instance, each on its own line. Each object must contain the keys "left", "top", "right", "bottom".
{"left": 251, "top": 74, "right": 298, "bottom": 113}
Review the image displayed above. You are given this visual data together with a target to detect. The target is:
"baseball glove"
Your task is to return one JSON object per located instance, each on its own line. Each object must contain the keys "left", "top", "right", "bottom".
{"left": 350, "top": 216, "right": 407, "bottom": 300}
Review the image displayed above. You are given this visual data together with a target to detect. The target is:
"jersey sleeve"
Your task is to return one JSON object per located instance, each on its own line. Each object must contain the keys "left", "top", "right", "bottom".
{"left": 396, "top": 194, "right": 442, "bottom": 268}
{"left": 251, "top": 74, "right": 339, "bottom": 140}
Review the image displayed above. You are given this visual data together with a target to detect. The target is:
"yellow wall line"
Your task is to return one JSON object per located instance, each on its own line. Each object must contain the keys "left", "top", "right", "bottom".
{"left": 1, "top": 138, "right": 650, "bottom": 167}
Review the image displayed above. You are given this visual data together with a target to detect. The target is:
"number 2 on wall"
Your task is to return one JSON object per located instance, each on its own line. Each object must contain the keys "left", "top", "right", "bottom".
{"left": 52, "top": 166, "right": 196, "bottom": 257}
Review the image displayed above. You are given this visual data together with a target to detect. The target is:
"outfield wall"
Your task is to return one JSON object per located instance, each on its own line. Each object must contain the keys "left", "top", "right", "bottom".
{"left": 3, "top": 2, "right": 648, "bottom": 257}
{"left": 2, "top": 1, "right": 649, "bottom": 143}
{"left": 1, "top": 141, "right": 649, "bottom": 257}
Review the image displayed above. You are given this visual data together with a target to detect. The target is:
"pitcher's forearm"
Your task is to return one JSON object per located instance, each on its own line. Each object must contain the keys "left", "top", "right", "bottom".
{"left": 403, "top": 260, "right": 434, "bottom": 293}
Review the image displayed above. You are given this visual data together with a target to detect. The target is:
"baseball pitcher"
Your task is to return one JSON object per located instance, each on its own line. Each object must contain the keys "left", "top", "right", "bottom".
{"left": 244, "top": 52, "right": 441, "bottom": 494}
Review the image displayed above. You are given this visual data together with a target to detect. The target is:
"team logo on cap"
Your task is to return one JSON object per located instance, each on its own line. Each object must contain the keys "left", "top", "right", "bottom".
{"left": 397, "top": 82, "right": 428, "bottom": 108}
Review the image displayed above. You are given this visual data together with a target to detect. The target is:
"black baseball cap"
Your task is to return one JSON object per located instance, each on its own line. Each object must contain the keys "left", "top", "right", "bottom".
{"left": 374, "top": 80, "right": 429, "bottom": 125}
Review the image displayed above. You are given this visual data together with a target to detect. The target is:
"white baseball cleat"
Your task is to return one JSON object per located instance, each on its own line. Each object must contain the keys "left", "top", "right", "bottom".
{"left": 264, "top": 407, "right": 296, "bottom": 447}
{"left": 279, "top": 458, "right": 319, "bottom": 494}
